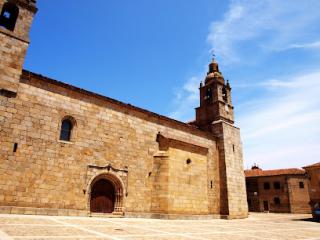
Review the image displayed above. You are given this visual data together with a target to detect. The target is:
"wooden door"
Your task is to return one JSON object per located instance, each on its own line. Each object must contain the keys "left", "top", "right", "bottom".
{"left": 90, "top": 179, "right": 115, "bottom": 213}
{"left": 263, "top": 201, "right": 269, "bottom": 211}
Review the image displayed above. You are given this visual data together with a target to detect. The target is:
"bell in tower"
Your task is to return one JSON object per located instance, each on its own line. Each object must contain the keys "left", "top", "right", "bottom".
{"left": 195, "top": 58, "right": 234, "bottom": 132}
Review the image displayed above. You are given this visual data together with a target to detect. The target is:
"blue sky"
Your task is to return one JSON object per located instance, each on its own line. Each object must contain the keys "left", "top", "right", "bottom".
{"left": 25, "top": 0, "right": 320, "bottom": 170}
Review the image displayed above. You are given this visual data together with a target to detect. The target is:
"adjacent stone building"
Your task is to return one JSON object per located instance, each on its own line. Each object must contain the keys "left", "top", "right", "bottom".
{"left": 0, "top": 0, "right": 248, "bottom": 219}
{"left": 245, "top": 166, "right": 311, "bottom": 213}
{"left": 303, "top": 163, "right": 320, "bottom": 207}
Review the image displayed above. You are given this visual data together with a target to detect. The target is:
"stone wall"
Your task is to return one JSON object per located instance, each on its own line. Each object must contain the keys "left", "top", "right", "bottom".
{"left": 287, "top": 176, "right": 311, "bottom": 213}
{"left": 0, "top": 32, "right": 28, "bottom": 93}
{"left": 304, "top": 166, "right": 320, "bottom": 203}
{"left": 0, "top": 72, "right": 220, "bottom": 217}
{"left": 166, "top": 147, "right": 209, "bottom": 214}
{"left": 212, "top": 121, "right": 248, "bottom": 219}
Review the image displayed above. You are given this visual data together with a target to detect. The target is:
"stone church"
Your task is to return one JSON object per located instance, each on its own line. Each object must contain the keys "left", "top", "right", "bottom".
{"left": 0, "top": 0, "right": 248, "bottom": 219}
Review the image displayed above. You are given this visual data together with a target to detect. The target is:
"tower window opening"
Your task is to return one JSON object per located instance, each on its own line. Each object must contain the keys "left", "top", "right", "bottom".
{"left": 0, "top": 2, "right": 19, "bottom": 31}
{"left": 205, "top": 87, "right": 212, "bottom": 100}
{"left": 222, "top": 86, "right": 228, "bottom": 102}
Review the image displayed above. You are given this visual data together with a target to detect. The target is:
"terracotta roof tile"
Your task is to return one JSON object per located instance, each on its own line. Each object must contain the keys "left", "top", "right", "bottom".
{"left": 303, "top": 162, "right": 320, "bottom": 169}
{"left": 245, "top": 168, "right": 305, "bottom": 178}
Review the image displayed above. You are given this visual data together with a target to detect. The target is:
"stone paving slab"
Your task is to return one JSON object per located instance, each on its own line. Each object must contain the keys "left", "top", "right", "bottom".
{"left": 0, "top": 213, "right": 319, "bottom": 240}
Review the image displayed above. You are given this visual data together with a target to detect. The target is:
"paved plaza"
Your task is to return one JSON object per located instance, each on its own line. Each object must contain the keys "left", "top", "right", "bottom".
{"left": 0, "top": 213, "right": 319, "bottom": 240}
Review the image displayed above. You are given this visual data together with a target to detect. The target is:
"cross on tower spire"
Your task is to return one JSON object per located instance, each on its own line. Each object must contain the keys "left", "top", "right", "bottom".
{"left": 211, "top": 50, "right": 216, "bottom": 61}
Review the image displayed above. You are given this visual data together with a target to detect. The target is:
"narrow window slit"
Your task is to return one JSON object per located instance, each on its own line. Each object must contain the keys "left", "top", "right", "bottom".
{"left": 13, "top": 143, "right": 18, "bottom": 152}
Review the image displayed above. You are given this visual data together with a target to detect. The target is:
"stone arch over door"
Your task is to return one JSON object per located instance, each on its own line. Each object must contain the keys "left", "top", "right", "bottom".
{"left": 87, "top": 172, "right": 125, "bottom": 214}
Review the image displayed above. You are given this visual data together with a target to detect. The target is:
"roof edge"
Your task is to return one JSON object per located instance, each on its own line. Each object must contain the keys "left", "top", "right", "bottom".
{"left": 245, "top": 168, "right": 306, "bottom": 178}
{"left": 303, "top": 162, "right": 320, "bottom": 169}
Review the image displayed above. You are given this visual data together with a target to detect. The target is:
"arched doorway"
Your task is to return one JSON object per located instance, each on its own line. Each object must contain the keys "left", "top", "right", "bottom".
{"left": 90, "top": 179, "right": 115, "bottom": 213}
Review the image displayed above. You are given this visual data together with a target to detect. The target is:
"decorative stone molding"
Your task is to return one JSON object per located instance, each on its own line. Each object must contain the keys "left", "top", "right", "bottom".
{"left": 84, "top": 164, "right": 128, "bottom": 215}
{"left": 156, "top": 132, "right": 209, "bottom": 155}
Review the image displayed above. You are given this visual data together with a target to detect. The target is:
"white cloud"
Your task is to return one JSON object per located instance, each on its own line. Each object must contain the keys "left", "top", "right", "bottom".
{"left": 280, "top": 41, "right": 320, "bottom": 51}
{"left": 239, "top": 71, "right": 320, "bottom": 169}
{"left": 259, "top": 79, "right": 304, "bottom": 89}
{"left": 170, "top": 69, "right": 320, "bottom": 170}
{"left": 208, "top": 0, "right": 320, "bottom": 64}
{"left": 169, "top": 76, "right": 201, "bottom": 121}
{"left": 169, "top": 0, "right": 320, "bottom": 170}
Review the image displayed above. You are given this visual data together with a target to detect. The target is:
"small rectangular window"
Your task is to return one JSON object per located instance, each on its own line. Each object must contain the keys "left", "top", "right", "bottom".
{"left": 13, "top": 143, "right": 18, "bottom": 152}
{"left": 299, "top": 182, "right": 304, "bottom": 189}
{"left": 274, "top": 197, "right": 280, "bottom": 205}
{"left": 264, "top": 182, "right": 270, "bottom": 190}
{"left": 274, "top": 182, "right": 281, "bottom": 189}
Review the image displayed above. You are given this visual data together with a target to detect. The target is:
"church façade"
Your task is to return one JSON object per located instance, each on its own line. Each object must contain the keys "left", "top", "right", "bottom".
{"left": 0, "top": 0, "right": 248, "bottom": 219}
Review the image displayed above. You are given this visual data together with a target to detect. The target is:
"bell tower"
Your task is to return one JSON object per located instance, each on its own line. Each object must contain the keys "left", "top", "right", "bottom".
{"left": 0, "top": 0, "right": 37, "bottom": 96}
{"left": 195, "top": 58, "right": 234, "bottom": 131}
{"left": 195, "top": 58, "right": 248, "bottom": 218}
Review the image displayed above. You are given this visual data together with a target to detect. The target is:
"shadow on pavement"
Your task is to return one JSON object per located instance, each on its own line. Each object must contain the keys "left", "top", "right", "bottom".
{"left": 292, "top": 218, "right": 319, "bottom": 223}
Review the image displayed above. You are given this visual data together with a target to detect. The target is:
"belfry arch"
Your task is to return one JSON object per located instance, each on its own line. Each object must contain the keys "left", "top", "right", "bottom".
{"left": 87, "top": 172, "right": 125, "bottom": 214}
